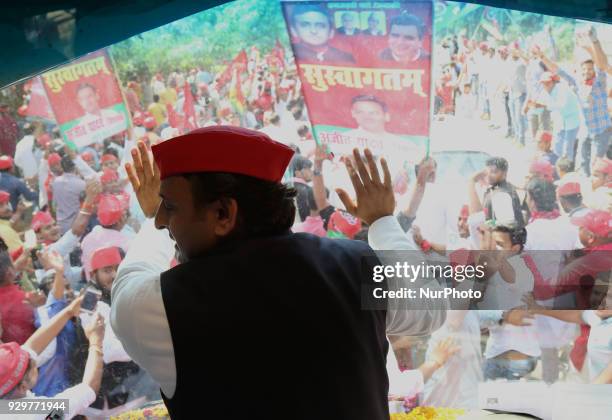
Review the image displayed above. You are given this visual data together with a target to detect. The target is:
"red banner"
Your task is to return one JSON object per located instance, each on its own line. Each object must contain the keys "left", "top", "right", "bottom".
{"left": 40, "top": 50, "right": 129, "bottom": 148}
{"left": 281, "top": 1, "right": 432, "bottom": 170}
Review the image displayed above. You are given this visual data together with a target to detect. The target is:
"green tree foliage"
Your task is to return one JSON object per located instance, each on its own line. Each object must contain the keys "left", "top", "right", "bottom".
{"left": 109, "top": 0, "right": 291, "bottom": 83}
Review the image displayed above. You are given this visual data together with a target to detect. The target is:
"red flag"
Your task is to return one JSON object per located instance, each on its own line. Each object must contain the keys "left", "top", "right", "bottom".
{"left": 217, "top": 50, "right": 248, "bottom": 89}
{"left": 182, "top": 82, "right": 196, "bottom": 131}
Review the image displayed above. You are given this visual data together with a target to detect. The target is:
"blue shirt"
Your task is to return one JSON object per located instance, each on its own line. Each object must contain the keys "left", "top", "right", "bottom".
{"left": 31, "top": 295, "right": 77, "bottom": 397}
{"left": 0, "top": 171, "right": 38, "bottom": 209}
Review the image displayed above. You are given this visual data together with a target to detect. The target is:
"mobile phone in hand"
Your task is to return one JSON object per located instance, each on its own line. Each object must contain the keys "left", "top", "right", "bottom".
{"left": 81, "top": 287, "right": 102, "bottom": 314}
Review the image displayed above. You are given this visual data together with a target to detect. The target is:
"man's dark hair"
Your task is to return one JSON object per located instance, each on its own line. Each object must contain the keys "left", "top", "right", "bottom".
{"left": 60, "top": 155, "right": 76, "bottom": 173}
{"left": 559, "top": 193, "right": 583, "bottom": 209}
{"left": 556, "top": 157, "right": 574, "bottom": 174}
{"left": 290, "top": 155, "right": 313, "bottom": 173}
{"left": 76, "top": 83, "right": 97, "bottom": 94}
{"left": 389, "top": 13, "right": 425, "bottom": 39}
{"left": 153, "top": 94, "right": 160, "bottom": 103}
{"left": 184, "top": 173, "right": 297, "bottom": 238}
{"left": 351, "top": 95, "right": 388, "bottom": 112}
{"left": 527, "top": 177, "right": 558, "bottom": 212}
{"left": 0, "top": 238, "right": 11, "bottom": 286}
{"left": 493, "top": 224, "right": 527, "bottom": 250}
{"left": 486, "top": 156, "right": 508, "bottom": 172}
{"left": 290, "top": 4, "right": 332, "bottom": 27}
{"left": 22, "top": 123, "right": 35, "bottom": 136}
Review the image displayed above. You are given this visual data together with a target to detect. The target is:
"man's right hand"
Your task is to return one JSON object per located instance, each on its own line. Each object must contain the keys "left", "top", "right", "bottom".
{"left": 470, "top": 168, "right": 487, "bottom": 184}
{"left": 126, "top": 141, "right": 161, "bottom": 218}
{"left": 336, "top": 148, "right": 395, "bottom": 226}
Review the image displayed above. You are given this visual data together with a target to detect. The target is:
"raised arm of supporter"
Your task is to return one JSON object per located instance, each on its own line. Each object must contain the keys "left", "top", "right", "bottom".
{"left": 411, "top": 225, "right": 445, "bottom": 255}
{"left": 312, "top": 144, "right": 331, "bottom": 210}
{"left": 37, "top": 249, "right": 65, "bottom": 301}
{"left": 418, "top": 337, "right": 459, "bottom": 382}
{"left": 468, "top": 169, "right": 485, "bottom": 214}
{"left": 81, "top": 312, "right": 105, "bottom": 394}
{"left": 65, "top": 144, "right": 97, "bottom": 180}
{"left": 577, "top": 26, "right": 608, "bottom": 71}
{"left": 337, "top": 148, "right": 447, "bottom": 336}
{"left": 404, "top": 158, "right": 434, "bottom": 219}
{"left": 535, "top": 47, "right": 559, "bottom": 75}
{"left": 23, "top": 295, "right": 83, "bottom": 356}
{"left": 110, "top": 140, "right": 177, "bottom": 397}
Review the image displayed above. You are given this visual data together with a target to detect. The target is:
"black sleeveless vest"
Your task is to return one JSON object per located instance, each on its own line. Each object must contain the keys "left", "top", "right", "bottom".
{"left": 159, "top": 231, "right": 389, "bottom": 419}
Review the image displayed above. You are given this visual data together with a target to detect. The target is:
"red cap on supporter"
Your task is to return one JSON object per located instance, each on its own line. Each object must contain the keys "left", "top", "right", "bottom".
{"left": 0, "top": 191, "right": 10, "bottom": 204}
{"left": 537, "top": 131, "right": 553, "bottom": 143}
{"left": 31, "top": 211, "right": 54, "bottom": 232}
{"left": 479, "top": 42, "right": 488, "bottom": 50}
{"left": 100, "top": 154, "right": 118, "bottom": 164}
{"left": 530, "top": 159, "right": 554, "bottom": 181}
{"left": 91, "top": 247, "right": 122, "bottom": 271}
{"left": 460, "top": 205, "right": 469, "bottom": 219}
{"left": 10, "top": 246, "right": 24, "bottom": 262}
{"left": 0, "top": 343, "right": 30, "bottom": 397}
{"left": 593, "top": 158, "right": 612, "bottom": 176}
{"left": 47, "top": 153, "right": 61, "bottom": 166}
{"left": 151, "top": 126, "right": 294, "bottom": 182}
{"left": 328, "top": 209, "right": 362, "bottom": 239}
{"left": 143, "top": 117, "right": 156, "bottom": 129}
{"left": 0, "top": 156, "right": 13, "bottom": 170}
{"left": 571, "top": 209, "right": 612, "bottom": 238}
{"left": 557, "top": 182, "right": 581, "bottom": 197}
{"left": 97, "top": 194, "right": 123, "bottom": 226}
{"left": 100, "top": 168, "right": 118, "bottom": 184}
{"left": 81, "top": 152, "right": 93, "bottom": 162}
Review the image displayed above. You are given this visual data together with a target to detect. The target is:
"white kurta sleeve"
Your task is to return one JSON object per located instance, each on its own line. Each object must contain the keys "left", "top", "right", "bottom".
{"left": 110, "top": 218, "right": 178, "bottom": 398}
{"left": 368, "top": 216, "right": 448, "bottom": 337}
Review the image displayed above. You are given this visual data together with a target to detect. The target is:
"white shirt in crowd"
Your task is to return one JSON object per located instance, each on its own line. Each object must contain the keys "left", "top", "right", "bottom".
{"left": 582, "top": 310, "right": 612, "bottom": 381}
{"left": 111, "top": 216, "right": 447, "bottom": 399}
{"left": 14, "top": 135, "right": 39, "bottom": 179}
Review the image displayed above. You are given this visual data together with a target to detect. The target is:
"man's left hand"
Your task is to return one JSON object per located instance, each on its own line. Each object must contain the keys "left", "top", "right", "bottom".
{"left": 336, "top": 148, "right": 395, "bottom": 225}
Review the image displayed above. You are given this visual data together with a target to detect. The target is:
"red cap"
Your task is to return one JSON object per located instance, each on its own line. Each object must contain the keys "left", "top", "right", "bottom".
{"left": 0, "top": 156, "right": 13, "bottom": 170}
{"left": 498, "top": 46, "right": 509, "bottom": 54}
{"left": 143, "top": 117, "right": 157, "bottom": 129}
{"left": 151, "top": 126, "right": 294, "bottom": 182}
{"left": 133, "top": 112, "right": 144, "bottom": 126}
{"left": 31, "top": 211, "right": 54, "bottom": 232}
{"left": 0, "top": 191, "right": 10, "bottom": 204}
{"left": 100, "top": 154, "right": 118, "bottom": 164}
{"left": 539, "top": 71, "right": 560, "bottom": 83}
{"left": 459, "top": 204, "right": 469, "bottom": 219}
{"left": 10, "top": 246, "right": 24, "bottom": 262}
{"left": 593, "top": 158, "right": 612, "bottom": 176}
{"left": 530, "top": 159, "right": 554, "bottom": 182}
{"left": 479, "top": 42, "right": 489, "bottom": 50}
{"left": 571, "top": 209, "right": 612, "bottom": 238}
{"left": 557, "top": 182, "right": 581, "bottom": 197}
{"left": 0, "top": 343, "right": 30, "bottom": 397}
{"left": 36, "top": 133, "right": 51, "bottom": 148}
{"left": 537, "top": 131, "right": 553, "bottom": 143}
{"left": 328, "top": 209, "right": 362, "bottom": 239}
{"left": 97, "top": 194, "right": 124, "bottom": 226}
{"left": 91, "top": 246, "right": 122, "bottom": 271}
{"left": 47, "top": 153, "right": 61, "bottom": 166}
{"left": 17, "top": 105, "right": 28, "bottom": 117}
{"left": 81, "top": 151, "right": 93, "bottom": 162}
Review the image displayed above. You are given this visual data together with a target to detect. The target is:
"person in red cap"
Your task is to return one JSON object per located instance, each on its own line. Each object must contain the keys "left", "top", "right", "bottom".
{"left": 529, "top": 158, "right": 555, "bottom": 183}
{"left": 81, "top": 194, "right": 131, "bottom": 280}
{"left": 0, "top": 154, "right": 37, "bottom": 211}
{"left": 0, "top": 295, "right": 106, "bottom": 419}
{"left": 534, "top": 130, "right": 558, "bottom": 166}
{"left": 557, "top": 181, "right": 589, "bottom": 218}
{"left": 81, "top": 151, "right": 96, "bottom": 169}
{"left": 110, "top": 128, "right": 445, "bottom": 420}
{"left": 0, "top": 237, "right": 35, "bottom": 345}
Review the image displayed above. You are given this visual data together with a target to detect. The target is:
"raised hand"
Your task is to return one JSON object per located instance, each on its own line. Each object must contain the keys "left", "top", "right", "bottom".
{"left": 336, "top": 148, "right": 395, "bottom": 225}
{"left": 126, "top": 141, "right": 161, "bottom": 218}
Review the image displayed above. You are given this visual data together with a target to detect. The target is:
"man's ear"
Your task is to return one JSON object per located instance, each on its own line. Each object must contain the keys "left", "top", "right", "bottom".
{"left": 213, "top": 198, "right": 239, "bottom": 237}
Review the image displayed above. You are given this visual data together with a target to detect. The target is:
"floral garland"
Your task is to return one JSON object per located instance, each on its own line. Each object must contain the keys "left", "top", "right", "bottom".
{"left": 391, "top": 407, "right": 466, "bottom": 420}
